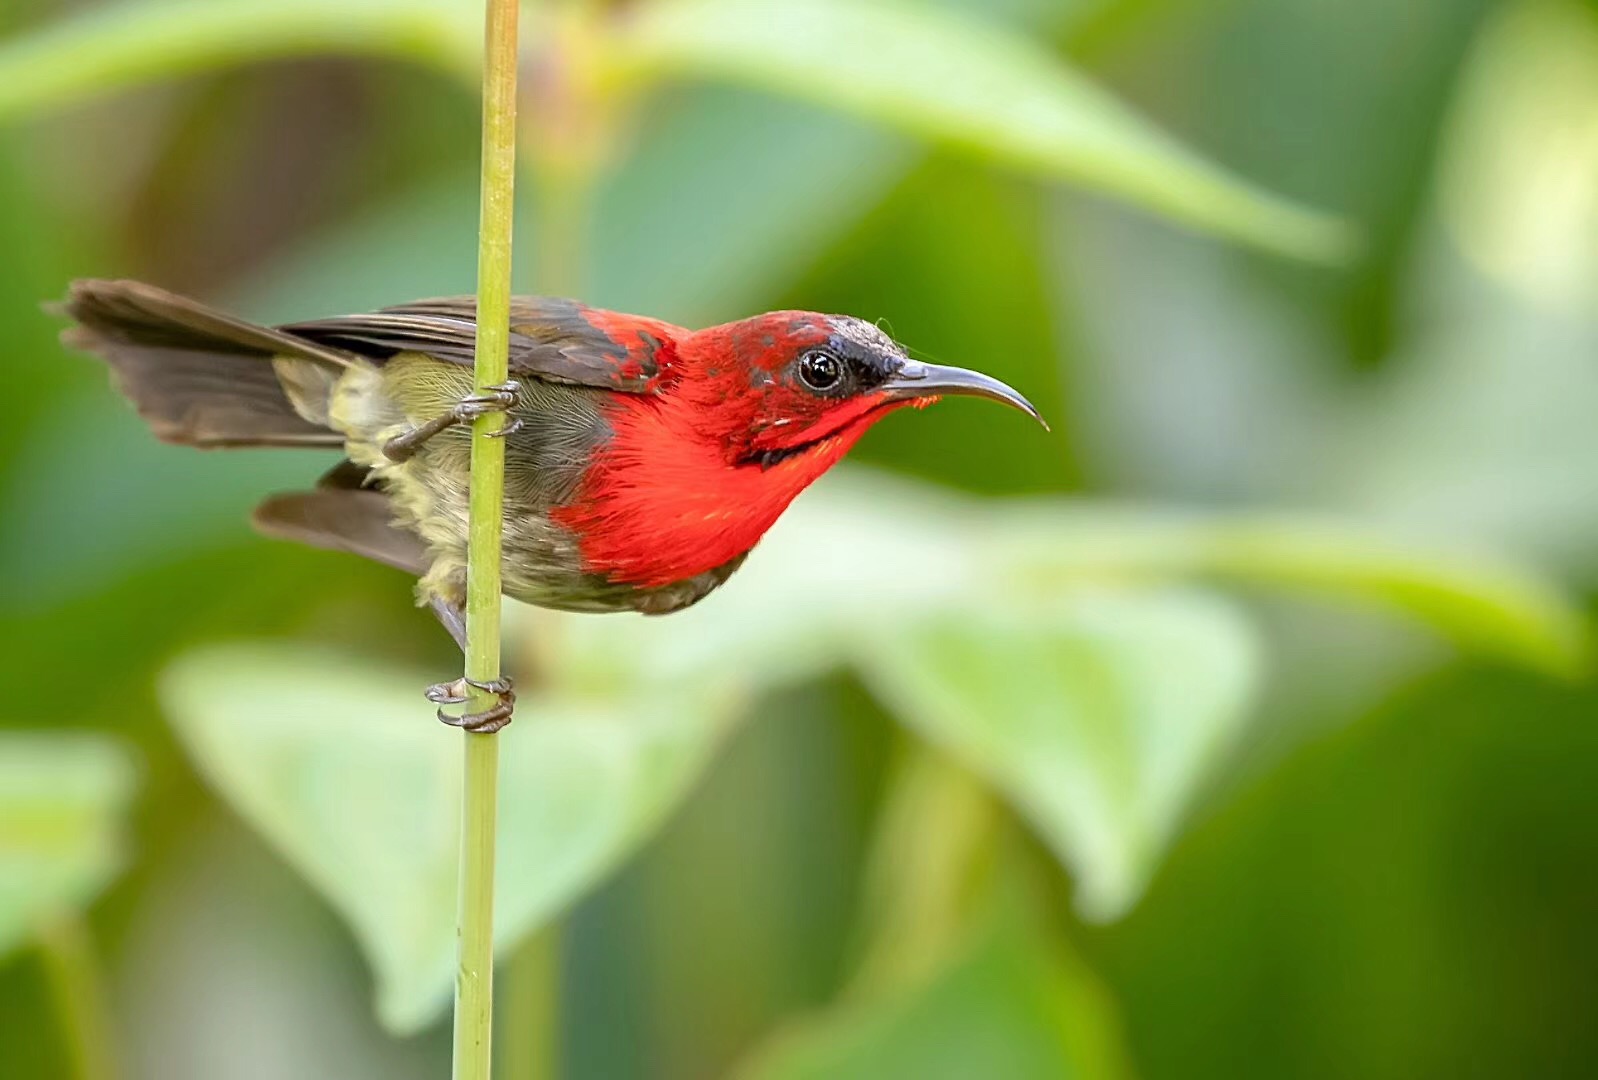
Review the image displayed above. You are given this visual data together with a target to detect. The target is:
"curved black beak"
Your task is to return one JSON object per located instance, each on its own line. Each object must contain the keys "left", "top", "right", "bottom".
{"left": 881, "top": 360, "right": 1048, "bottom": 430}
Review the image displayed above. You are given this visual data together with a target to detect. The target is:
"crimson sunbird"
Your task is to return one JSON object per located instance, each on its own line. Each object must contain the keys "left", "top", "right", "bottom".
{"left": 61, "top": 280, "right": 1044, "bottom": 729}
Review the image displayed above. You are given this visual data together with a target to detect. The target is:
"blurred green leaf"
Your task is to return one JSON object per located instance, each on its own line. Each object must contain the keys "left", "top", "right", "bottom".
{"left": 518, "top": 471, "right": 1586, "bottom": 695}
{"left": 0, "top": 735, "right": 137, "bottom": 960}
{"left": 0, "top": 0, "right": 476, "bottom": 126}
{"left": 858, "top": 589, "right": 1261, "bottom": 921}
{"left": 160, "top": 644, "right": 740, "bottom": 1033}
{"left": 514, "top": 473, "right": 1585, "bottom": 931}
{"left": 990, "top": 505, "right": 1593, "bottom": 678}
{"left": 610, "top": 0, "right": 1352, "bottom": 260}
{"left": 155, "top": 467, "right": 1583, "bottom": 1017}
{"left": 739, "top": 898, "right": 1133, "bottom": 1080}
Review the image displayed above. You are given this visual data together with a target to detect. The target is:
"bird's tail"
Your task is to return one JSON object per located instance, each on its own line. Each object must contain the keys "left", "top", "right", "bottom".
{"left": 59, "top": 279, "right": 354, "bottom": 448}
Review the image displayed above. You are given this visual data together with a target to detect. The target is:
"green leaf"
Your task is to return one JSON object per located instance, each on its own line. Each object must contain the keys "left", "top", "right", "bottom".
{"left": 0, "top": 734, "right": 138, "bottom": 960}
{"left": 738, "top": 898, "right": 1134, "bottom": 1080}
{"left": 0, "top": 0, "right": 476, "bottom": 125}
{"left": 989, "top": 505, "right": 1593, "bottom": 678}
{"left": 160, "top": 643, "right": 740, "bottom": 1033}
{"left": 526, "top": 472, "right": 1581, "bottom": 926}
{"left": 857, "top": 589, "right": 1262, "bottom": 921}
{"left": 514, "top": 470, "right": 1588, "bottom": 701}
{"left": 609, "top": 0, "right": 1352, "bottom": 261}
{"left": 155, "top": 478, "right": 1586, "bottom": 1023}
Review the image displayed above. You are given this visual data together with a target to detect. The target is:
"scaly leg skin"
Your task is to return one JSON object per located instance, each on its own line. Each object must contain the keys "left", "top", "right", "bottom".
{"left": 429, "top": 594, "right": 470, "bottom": 652}
{"left": 425, "top": 595, "right": 515, "bottom": 733}
{"left": 382, "top": 380, "right": 525, "bottom": 463}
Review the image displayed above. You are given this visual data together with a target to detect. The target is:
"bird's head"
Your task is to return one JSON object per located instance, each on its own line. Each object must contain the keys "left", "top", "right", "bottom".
{"left": 673, "top": 311, "right": 1045, "bottom": 467}
{"left": 558, "top": 310, "right": 1045, "bottom": 590}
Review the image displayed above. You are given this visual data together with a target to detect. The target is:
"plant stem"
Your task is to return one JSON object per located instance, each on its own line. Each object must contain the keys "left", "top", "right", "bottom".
{"left": 36, "top": 915, "right": 118, "bottom": 1080}
{"left": 454, "top": 0, "right": 519, "bottom": 1076}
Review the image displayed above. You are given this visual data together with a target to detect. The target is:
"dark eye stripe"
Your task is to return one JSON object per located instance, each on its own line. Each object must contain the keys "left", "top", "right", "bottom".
{"left": 824, "top": 331, "right": 899, "bottom": 390}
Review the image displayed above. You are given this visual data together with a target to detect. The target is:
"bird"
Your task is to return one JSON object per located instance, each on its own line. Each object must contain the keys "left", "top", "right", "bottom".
{"left": 60, "top": 279, "right": 1045, "bottom": 729}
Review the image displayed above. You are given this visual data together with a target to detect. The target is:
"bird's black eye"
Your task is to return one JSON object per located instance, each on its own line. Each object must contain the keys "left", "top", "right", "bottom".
{"left": 798, "top": 349, "right": 843, "bottom": 392}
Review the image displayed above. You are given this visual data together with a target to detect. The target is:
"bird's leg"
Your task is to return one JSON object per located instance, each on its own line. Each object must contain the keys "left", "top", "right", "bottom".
{"left": 425, "top": 595, "right": 516, "bottom": 733}
{"left": 382, "top": 380, "right": 525, "bottom": 463}
{"left": 428, "top": 594, "right": 470, "bottom": 652}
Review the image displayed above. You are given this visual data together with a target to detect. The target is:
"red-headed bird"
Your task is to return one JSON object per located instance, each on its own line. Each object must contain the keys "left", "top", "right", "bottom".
{"left": 61, "top": 281, "right": 1044, "bottom": 727}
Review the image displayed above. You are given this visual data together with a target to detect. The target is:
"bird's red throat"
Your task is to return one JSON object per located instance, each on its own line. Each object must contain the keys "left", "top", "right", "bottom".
{"left": 551, "top": 396, "right": 894, "bottom": 589}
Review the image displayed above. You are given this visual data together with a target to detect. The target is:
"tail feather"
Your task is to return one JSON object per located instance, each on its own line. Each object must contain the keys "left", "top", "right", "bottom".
{"left": 60, "top": 279, "right": 352, "bottom": 448}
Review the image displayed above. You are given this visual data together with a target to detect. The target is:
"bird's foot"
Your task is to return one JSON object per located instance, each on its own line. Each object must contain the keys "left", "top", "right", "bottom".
{"left": 427, "top": 675, "right": 516, "bottom": 734}
{"left": 459, "top": 381, "right": 524, "bottom": 439}
{"left": 382, "top": 381, "right": 524, "bottom": 461}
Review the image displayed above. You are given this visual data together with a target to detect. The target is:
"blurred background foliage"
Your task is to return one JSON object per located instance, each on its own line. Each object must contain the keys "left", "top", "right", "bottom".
{"left": 1, "top": 0, "right": 1596, "bottom": 1077}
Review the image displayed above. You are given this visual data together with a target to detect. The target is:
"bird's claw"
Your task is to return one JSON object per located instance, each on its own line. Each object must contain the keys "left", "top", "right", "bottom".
{"left": 484, "top": 416, "right": 524, "bottom": 439}
{"left": 454, "top": 381, "right": 522, "bottom": 424}
{"left": 427, "top": 675, "right": 516, "bottom": 734}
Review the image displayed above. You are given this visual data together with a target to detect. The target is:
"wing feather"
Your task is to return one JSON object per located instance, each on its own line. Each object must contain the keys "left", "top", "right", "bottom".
{"left": 281, "top": 296, "right": 680, "bottom": 394}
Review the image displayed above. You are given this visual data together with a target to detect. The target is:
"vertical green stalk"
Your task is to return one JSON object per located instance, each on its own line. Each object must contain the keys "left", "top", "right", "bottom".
{"left": 454, "top": 0, "right": 519, "bottom": 1076}
{"left": 36, "top": 915, "right": 118, "bottom": 1080}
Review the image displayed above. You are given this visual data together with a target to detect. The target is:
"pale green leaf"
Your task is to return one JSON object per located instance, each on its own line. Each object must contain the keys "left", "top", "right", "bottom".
{"left": 857, "top": 589, "right": 1261, "bottom": 921}
{"left": 157, "top": 474, "right": 1586, "bottom": 1026}
{"left": 989, "top": 504, "right": 1593, "bottom": 678}
{"left": 609, "top": 0, "right": 1352, "bottom": 260}
{"left": 0, "top": 734, "right": 138, "bottom": 959}
{"left": 513, "top": 470, "right": 1588, "bottom": 700}
{"left": 519, "top": 473, "right": 1584, "bottom": 925}
{"left": 0, "top": 0, "right": 476, "bottom": 126}
{"left": 160, "top": 643, "right": 739, "bottom": 1033}
{"left": 738, "top": 899, "right": 1133, "bottom": 1080}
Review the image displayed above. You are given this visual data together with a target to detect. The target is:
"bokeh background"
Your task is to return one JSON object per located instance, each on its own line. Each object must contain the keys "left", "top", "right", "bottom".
{"left": 3, "top": 0, "right": 1597, "bottom": 1078}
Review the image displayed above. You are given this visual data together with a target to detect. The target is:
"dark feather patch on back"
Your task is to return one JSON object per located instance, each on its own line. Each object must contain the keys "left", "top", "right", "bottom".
{"left": 282, "top": 296, "right": 666, "bottom": 393}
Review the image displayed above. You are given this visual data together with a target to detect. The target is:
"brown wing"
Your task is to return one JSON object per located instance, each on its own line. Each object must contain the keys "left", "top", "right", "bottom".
{"left": 280, "top": 296, "right": 679, "bottom": 394}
